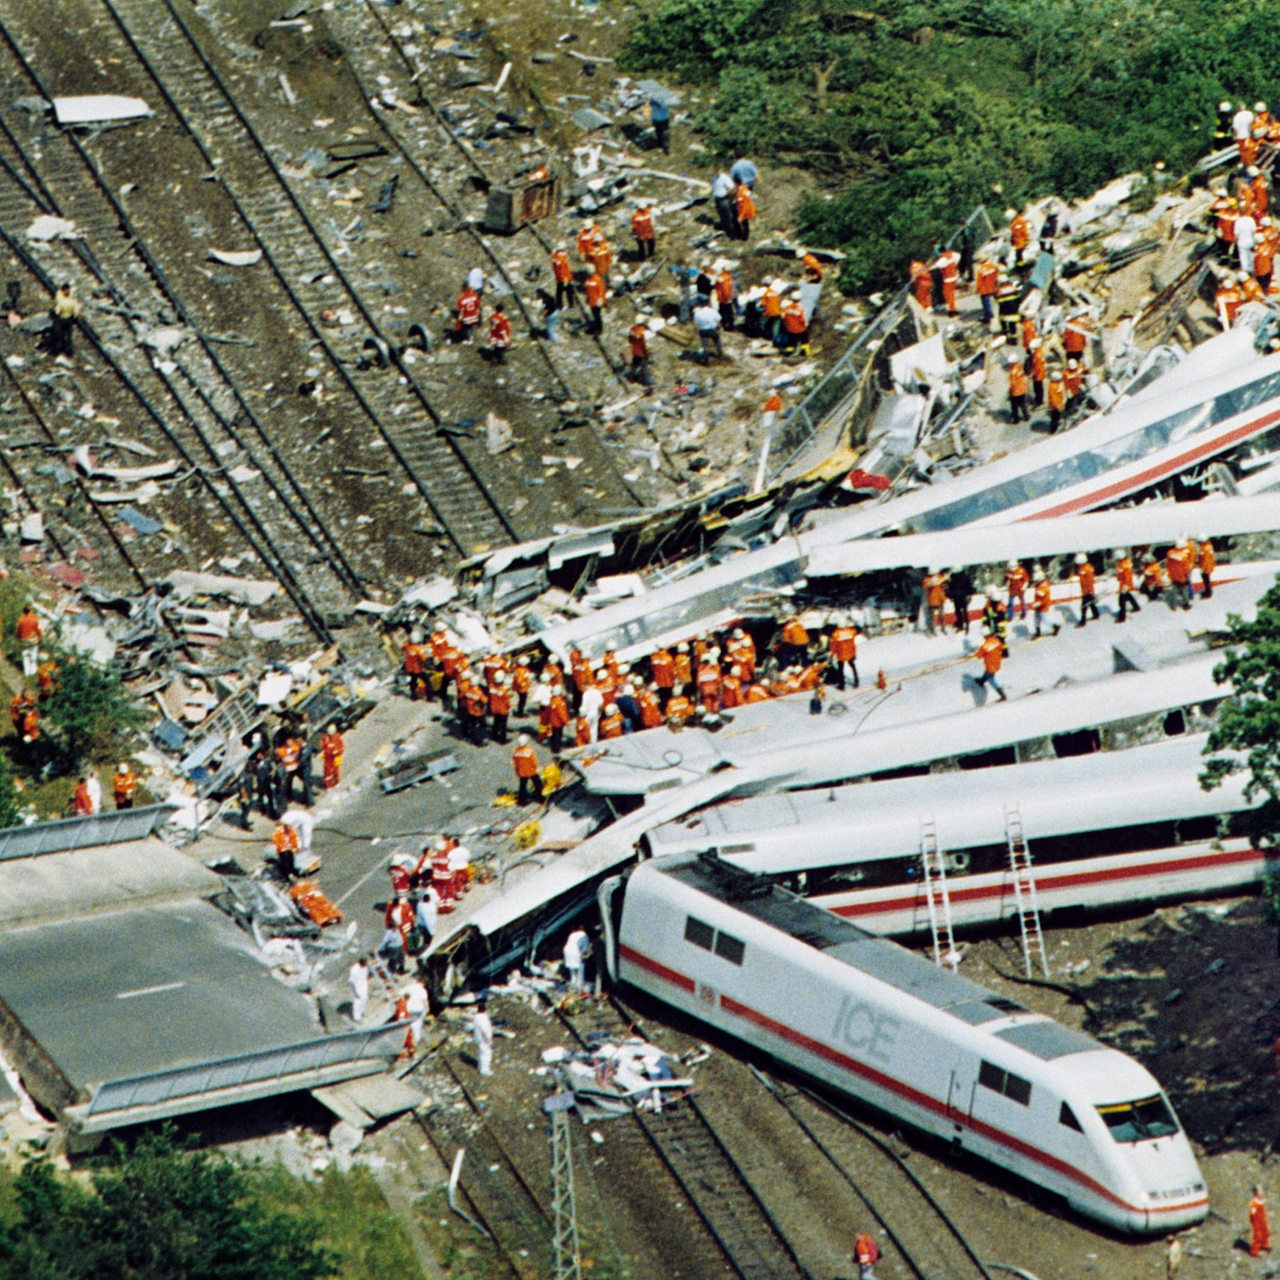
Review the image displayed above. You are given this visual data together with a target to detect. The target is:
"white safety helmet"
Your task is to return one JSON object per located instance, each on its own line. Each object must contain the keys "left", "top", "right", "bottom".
{"left": 1007, "top": 560, "right": 1018, "bottom": 570}
{"left": 516, "top": 733, "right": 530, "bottom": 746}
{"left": 1074, "top": 553, "right": 1087, "bottom": 565}
{"left": 1113, "top": 549, "right": 1126, "bottom": 560}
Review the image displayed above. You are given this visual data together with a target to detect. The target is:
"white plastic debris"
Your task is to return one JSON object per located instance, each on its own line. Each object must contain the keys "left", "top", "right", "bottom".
{"left": 52, "top": 95, "right": 152, "bottom": 126}
{"left": 26, "top": 215, "right": 79, "bottom": 242}
{"left": 208, "top": 248, "right": 263, "bottom": 267}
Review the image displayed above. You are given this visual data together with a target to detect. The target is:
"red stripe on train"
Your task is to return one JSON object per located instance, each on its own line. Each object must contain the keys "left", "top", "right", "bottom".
{"left": 622, "top": 946, "right": 1207, "bottom": 1219}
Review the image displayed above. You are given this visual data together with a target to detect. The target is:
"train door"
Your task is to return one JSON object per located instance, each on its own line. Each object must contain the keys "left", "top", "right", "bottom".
{"left": 946, "top": 1058, "right": 976, "bottom": 1145}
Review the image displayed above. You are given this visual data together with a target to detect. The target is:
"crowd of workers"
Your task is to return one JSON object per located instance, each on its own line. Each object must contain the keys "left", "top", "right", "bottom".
{"left": 447, "top": 154, "right": 825, "bottom": 380}
{"left": 909, "top": 209, "right": 1096, "bottom": 433}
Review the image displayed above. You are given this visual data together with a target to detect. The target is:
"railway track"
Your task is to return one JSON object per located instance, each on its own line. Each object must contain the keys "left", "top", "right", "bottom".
{"left": 555, "top": 994, "right": 811, "bottom": 1280}
{"left": 762, "top": 1077, "right": 996, "bottom": 1280}
{"left": 84, "top": 0, "right": 517, "bottom": 558}
{"left": 0, "top": 31, "right": 363, "bottom": 636}
{"left": 332, "top": 0, "right": 633, "bottom": 396}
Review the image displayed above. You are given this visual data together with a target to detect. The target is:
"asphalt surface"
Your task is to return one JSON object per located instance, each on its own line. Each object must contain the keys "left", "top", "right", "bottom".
{"left": 0, "top": 900, "right": 320, "bottom": 1089}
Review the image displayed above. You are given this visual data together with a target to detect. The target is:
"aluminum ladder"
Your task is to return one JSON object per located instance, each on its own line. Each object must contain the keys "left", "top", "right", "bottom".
{"left": 920, "top": 819, "right": 958, "bottom": 968}
{"left": 1006, "top": 805, "right": 1049, "bottom": 978}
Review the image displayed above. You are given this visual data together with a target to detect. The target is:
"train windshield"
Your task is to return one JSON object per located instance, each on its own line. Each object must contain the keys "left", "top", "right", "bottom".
{"left": 1096, "top": 1094, "right": 1180, "bottom": 1143}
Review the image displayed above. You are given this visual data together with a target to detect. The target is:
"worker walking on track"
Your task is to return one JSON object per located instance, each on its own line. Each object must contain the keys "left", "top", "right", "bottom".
{"left": 512, "top": 734, "right": 542, "bottom": 806}
{"left": 487, "top": 303, "right": 512, "bottom": 364}
{"left": 473, "top": 997, "right": 494, "bottom": 1077}
{"left": 550, "top": 246, "right": 576, "bottom": 310}
{"left": 973, "top": 633, "right": 1008, "bottom": 702}
{"left": 853, "top": 1229, "right": 880, "bottom": 1280}
{"left": 585, "top": 270, "right": 606, "bottom": 335}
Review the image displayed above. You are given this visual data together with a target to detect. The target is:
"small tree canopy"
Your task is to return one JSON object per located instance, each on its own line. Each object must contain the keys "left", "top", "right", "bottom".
{"left": 1200, "top": 574, "right": 1280, "bottom": 846}
{"left": 39, "top": 647, "right": 143, "bottom": 778}
{"left": 0, "top": 1133, "right": 337, "bottom": 1280}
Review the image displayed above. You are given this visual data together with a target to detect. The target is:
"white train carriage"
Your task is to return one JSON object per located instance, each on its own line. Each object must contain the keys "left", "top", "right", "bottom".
{"left": 601, "top": 854, "right": 1208, "bottom": 1234}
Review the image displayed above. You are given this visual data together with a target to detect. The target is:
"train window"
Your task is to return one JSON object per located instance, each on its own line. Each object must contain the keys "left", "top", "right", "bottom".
{"left": 1096, "top": 1094, "right": 1180, "bottom": 1143}
{"left": 978, "top": 1060, "right": 1005, "bottom": 1093}
{"left": 978, "top": 1060, "right": 1032, "bottom": 1105}
{"left": 714, "top": 932, "right": 746, "bottom": 966}
{"left": 1059, "top": 1102, "right": 1083, "bottom": 1132}
{"left": 685, "top": 916, "right": 714, "bottom": 951}
{"left": 1005, "top": 1073, "right": 1032, "bottom": 1106}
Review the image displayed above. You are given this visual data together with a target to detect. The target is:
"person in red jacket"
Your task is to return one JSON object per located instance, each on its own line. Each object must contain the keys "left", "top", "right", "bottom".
{"left": 628, "top": 319, "right": 651, "bottom": 385}
{"left": 1198, "top": 534, "right": 1216, "bottom": 598}
{"left": 853, "top": 1230, "right": 880, "bottom": 1280}
{"left": 488, "top": 303, "right": 512, "bottom": 364}
{"left": 456, "top": 286, "right": 481, "bottom": 341}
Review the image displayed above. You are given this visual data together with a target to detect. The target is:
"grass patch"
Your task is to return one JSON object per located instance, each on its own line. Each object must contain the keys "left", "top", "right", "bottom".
{"left": 253, "top": 1162, "right": 425, "bottom": 1280}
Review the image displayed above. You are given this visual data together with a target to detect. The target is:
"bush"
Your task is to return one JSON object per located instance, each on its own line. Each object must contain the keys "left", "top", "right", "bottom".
{"left": 40, "top": 647, "right": 143, "bottom": 777}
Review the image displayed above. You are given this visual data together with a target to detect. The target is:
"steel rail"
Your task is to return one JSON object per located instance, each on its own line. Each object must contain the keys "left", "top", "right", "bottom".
{"left": 551, "top": 993, "right": 810, "bottom": 1280}
{"left": 100, "top": 0, "right": 517, "bottom": 556}
{"left": 0, "top": 117, "right": 334, "bottom": 642}
{"left": 355, "top": 0, "right": 634, "bottom": 391}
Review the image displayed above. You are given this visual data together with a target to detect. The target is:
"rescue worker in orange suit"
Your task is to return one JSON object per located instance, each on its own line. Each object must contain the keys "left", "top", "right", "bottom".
{"left": 1166, "top": 539, "right": 1194, "bottom": 609}
{"left": 585, "top": 270, "right": 606, "bottom": 335}
{"left": 733, "top": 181, "right": 756, "bottom": 241}
{"left": 455, "top": 286, "right": 481, "bottom": 341}
{"left": 272, "top": 820, "right": 300, "bottom": 879}
{"left": 488, "top": 671, "right": 512, "bottom": 744}
{"left": 1198, "top": 535, "right": 1215, "bottom": 598}
{"left": 934, "top": 245, "right": 960, "bottom": 315}
{"left": 631, "top": 202, "right": 655, "bottom": 260}
{"left": 720, "top": 666, "right": 743, "bottom": 708}
{"left": 1113, "top": 549, "right": 1141, "bottom": 622}
{"left": 1062, "top": 313, "right": 1091, "bottom": 365}
{"left": 780, "top": 298, "right": 808, "bottom": 351}
{"left": 638, "top": 684, "right": 665, "bottom": 727}
{"left": 590, "top": 236, "right": 614, "bottom": 282}
{"left": 512, "top": 660, "right": 533, "bottom": 716}
{"left": 1255, "top": 223, "right": 1275, "bottom": 293}
{"left": 665, "top": 688, "right": 694, "bottom": 726}
{"left": 760, "top": 280, "right": 783, "bottom": 344}
{"left": 540, "top": 687, "right": 570, "bottom": 752}
{"left": 673, "top": 642, "right": 693, "bottom": 689}
{"left": 1008, "top": 209, "right": 1031, "bottom": 265}
{"left": 1007, "top": 355, "right": 1030, "bottom": 423}
{"left": 922, "top": 568, "right": 949, "bottom": 635}
{"left": 1250, "top": 1185, "right": 1271, "bottom": 1258}
{"left": 910, "top": 259, "right": 933, "bottom": 311}
{"left": 551, "top": 247, "right": 576, "bottom": 310}
{"left": 973, "top": 633, "right": 1008, "bottom": 702}
{"left": 36, "top": 659, "right": 58, "bottom": 699}
{"left": 577, "top": 221, "right": 601, "bottom": 263}
{"left": 801, "top": 252, "right": 824, "bottom": 283}
{"left": 728, "top": 627, "right": 757, "bottom": 679}
{"left": 113, "top": 762, "right": 138, "bottom": 810}
{"left": 1028, "top": 339, "right": 1047, "bottom": 406}
{"left": 460, "top": 677, "right": 488, "bottom": 744}
{"left": 696, "top": 662, "right": 721, "bottom": 713}
{"left": 1046, "top": 369, "right": 1066, "bottom": 434}
{"left": 714, "top": 266, "right": 737, "bottom": 331}
{"left": 402, "top": 632, "right": 427, "bottom": 700}
{"left": 1031, "top": 569, "right": 1055, "bottom": 639}
{"left": 1216, "top": 274, "right": 1243, "bottom": 329}
{"left": 512, "top": 734, "right": 542, "bottom": 806}
{"left": 974, "top": 258, "right": 999, "bottom": 323}
{"left": 779, "top": 615, "right": 809, "bottom": 668}
{"left": 487, "top": 303, "right": 512, "bottom": 365}
{"left": 828, "top": 619, "right": 859, "bottom": 690}
{"left": 1140, "top": 555, "right": 1164, "bottom": 600}
{"left": 853, "top": 1231, "right": 880, "bottom": 1280}
{"left": 1005, "top": 560, "right": 1029, "bottom": 620}
{"left": 628, "top": 319, "right": 651, "bottom": 386}
{"left": 1073, "top": 553, "right": 1100, "bottom": 627}
{"left": 321, "top": 724, "right": 344, "bottom": 789}
{"left": 9, "top": 689, "right": 34, "bottom": 734}
{"left": 598, "top": 703, "right": 624, "bottom": 739}
{"left": 1063, "top": 358, "right": 1083, "bottom": 403}
{"left": 647, "top": 647, "right": 674, "bottom": 709}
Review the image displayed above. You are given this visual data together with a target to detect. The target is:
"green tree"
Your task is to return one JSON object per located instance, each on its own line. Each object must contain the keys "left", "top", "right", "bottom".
{"left": 0, "top": 1133, "right": 337, "bottom": 1280}
{"left": 0, "top": 754, "right": 23, "bottom": 829}
{"left": 40, "top": 647, "right": 143, "bottom": 777}
{"left": 1200, "top": 574, "right": 1280, "bottom": 849}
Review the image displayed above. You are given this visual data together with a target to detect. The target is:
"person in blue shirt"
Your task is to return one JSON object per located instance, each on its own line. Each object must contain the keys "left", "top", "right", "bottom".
{"left": 729, "top": 157, "right": 758, "bottom": 190}
{"left": 649, "top": 95, "right": 670, "bottom": 153}
{"left": 711, "top": 169, "right": 735, "bottom": 237}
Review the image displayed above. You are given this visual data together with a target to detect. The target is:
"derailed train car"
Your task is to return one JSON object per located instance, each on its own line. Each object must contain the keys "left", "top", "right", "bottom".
{"left": 599, "top": 853, "right": 1208, "bottom": 1235}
